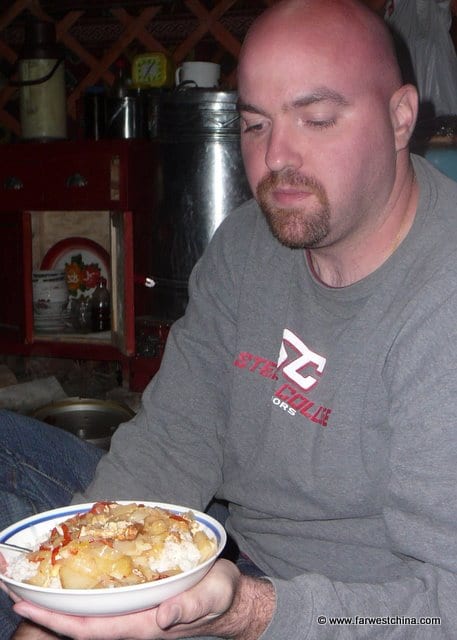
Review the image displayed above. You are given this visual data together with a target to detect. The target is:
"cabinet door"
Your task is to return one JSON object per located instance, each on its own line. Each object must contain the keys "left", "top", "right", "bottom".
{"left": 0, "top": 212, "right": 32, "bottom": 344}
{"left": 110, "top": 210, "right": 135, "bottom": 355}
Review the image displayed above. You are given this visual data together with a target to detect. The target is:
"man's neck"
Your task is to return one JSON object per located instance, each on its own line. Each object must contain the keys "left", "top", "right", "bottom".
{"left": 306, "top": 168, "right": 418, "bottom": 288}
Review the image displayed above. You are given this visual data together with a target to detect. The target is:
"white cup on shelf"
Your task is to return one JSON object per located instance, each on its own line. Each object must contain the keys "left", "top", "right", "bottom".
{"left": 175, "top": 61, "right": 220, "bottom": 88}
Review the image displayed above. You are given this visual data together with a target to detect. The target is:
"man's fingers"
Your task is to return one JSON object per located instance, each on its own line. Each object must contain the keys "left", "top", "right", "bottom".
{"left": 156, "top": 559, "right": 240, "bottom": 629}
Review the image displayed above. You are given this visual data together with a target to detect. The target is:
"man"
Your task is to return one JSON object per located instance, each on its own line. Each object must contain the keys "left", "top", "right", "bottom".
{"left": 2, "top": 0, "right": 457, "bottom": 636}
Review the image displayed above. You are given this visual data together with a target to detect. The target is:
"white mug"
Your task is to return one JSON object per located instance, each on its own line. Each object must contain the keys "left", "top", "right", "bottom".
{"left": 175, "top": 61, "right": 220, "bottom": 88}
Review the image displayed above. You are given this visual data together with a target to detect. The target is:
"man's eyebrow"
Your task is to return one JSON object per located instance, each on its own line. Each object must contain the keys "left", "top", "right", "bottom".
{"left": 237, "top": 88, "right": 349, "bottom": 115}
{"left": 236, "top": 99, "right": 266, "bottom": 115}
{"left": 291, "top": 88, "right": 349, "bottom": 109}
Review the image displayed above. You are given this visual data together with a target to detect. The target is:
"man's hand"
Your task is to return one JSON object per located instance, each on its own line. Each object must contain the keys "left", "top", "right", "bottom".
{"left": 10, "top": 559, "right": 275, "bottom": 640}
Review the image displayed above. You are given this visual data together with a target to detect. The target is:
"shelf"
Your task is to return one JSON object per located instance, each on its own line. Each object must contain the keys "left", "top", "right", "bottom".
{"left": 33, "top": 330, "right": 112, "bottom": 343}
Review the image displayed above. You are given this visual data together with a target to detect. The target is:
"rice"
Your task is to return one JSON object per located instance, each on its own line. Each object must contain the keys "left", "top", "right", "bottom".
{"left": 7, "top": 536, "right": 202, "bottom": 588}
{"left": 7, "top": 554, "right": 38, "bottom": 583}
{"left": 151, "top": 537, "right": 201, "bottom": 574}
{"left": 7, "top": 547, "right": 67, "bottom": 588}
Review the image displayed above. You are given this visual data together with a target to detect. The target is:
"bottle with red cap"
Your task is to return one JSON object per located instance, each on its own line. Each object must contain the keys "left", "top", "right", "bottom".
{"left": 111, "top": 58, "right": 131, "bottom": 98}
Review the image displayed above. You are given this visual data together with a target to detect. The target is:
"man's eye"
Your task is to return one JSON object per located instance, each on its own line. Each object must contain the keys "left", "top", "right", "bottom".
{"left": 242, "top": 121, "right": 265, "bottom": 134}
{"left": 306, "top": 118, "right": 336, "bottom": 129}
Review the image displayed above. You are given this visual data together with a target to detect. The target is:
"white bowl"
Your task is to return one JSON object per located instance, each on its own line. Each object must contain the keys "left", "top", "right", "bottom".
{"left": 0, "top": 501, "right": 226, "bottom": 617}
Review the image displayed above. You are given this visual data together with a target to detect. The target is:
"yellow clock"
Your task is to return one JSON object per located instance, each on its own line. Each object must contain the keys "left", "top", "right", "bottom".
{"left": 131, "top": 52, "right": 174, "bottom": 89}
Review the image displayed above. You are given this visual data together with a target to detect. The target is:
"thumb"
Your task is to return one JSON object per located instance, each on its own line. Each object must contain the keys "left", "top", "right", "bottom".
{"left": 156, "top": 559, "right": 240, "bottom": 629}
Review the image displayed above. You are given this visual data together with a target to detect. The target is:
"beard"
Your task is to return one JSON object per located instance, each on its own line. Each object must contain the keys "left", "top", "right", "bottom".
{"left": 256, "top": 169, "right": 331, "bottom": 249}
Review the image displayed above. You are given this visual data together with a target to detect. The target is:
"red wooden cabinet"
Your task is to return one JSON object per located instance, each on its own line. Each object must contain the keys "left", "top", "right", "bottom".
{"left": 0, "top": 139, "right": 161, "bottom": 389}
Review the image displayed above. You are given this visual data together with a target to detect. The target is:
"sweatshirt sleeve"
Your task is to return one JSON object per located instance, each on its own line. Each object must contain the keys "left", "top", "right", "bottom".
{"left": 260, "top": 284, "right": 457, "bottom": 639}
{"left": 75, "top": 205, "right": 251, "bottom": 510}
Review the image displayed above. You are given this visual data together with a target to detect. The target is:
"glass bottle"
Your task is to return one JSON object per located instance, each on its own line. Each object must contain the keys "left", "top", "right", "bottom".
{"left": 91, "top": 277, "right": 111, "bottom": 332}
{"left": 111, "top": 58, "right": 131, "bottom": 98}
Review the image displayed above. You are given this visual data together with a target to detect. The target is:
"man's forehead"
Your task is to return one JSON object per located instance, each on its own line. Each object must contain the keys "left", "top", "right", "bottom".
{"left": 237, "top": 87, "right": 351, "bottom": 116}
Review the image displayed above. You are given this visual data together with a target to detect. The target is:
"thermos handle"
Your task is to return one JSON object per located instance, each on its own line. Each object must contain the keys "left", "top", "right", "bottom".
{"left": 10, "top": 58, "right": 64, "bottom": 87}
{"left": 175, "top": 66, "right": 182, "bottom": 86}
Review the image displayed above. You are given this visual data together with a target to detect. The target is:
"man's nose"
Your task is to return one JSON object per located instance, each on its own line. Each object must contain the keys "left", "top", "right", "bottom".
{"left": 265, "top": 123, "right": 303, "bottom": 172}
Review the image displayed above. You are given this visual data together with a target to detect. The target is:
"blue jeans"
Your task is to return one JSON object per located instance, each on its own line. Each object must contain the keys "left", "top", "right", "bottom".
{"left": 0, "top": 409, "right": 263, "bottom": 639}
{"left": 0, "top": 409, "right": 104, "bottom": 639}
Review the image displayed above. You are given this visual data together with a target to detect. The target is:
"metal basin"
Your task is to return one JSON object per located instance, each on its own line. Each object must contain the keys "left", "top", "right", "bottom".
{"left": 32, "top": 397, "right": 135, "bottom": 449}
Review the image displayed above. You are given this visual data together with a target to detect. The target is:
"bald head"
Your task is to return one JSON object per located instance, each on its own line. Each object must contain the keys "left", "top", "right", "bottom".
{"left": 239, "top": 0, "right": 402, "bottom": 101}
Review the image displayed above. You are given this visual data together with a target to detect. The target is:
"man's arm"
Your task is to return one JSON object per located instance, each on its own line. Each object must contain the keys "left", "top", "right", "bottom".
{"left": 214, "top": 574, "right": 275, "bottom": 640}
{"left": 155, "top": 571, "right": 275, "bottom": 640}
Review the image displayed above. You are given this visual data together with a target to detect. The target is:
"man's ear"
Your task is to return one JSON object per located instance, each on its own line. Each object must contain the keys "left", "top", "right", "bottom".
{"left": 390, "top": 84, "right": 419, "bottom": 151}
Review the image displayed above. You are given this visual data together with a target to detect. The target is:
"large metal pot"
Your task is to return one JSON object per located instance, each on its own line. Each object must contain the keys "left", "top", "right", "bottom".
{"left": 32, "top": 398, "right": 135, "bottom": 449}
{"left": 149, "top": 89, "right": 252, "bottom": 321}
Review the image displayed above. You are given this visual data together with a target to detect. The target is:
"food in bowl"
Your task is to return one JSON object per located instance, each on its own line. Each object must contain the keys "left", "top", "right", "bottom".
{"left": 0, "top": 501, "right": 226, "bottom": 616}
{"left": 6, "top": 501, "right": 217, "bottom": 590}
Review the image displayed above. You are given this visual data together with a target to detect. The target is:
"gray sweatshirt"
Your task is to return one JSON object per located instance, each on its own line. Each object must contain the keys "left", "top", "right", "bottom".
{"left": 79, "top": 154, "right": 457, "bottom": 637}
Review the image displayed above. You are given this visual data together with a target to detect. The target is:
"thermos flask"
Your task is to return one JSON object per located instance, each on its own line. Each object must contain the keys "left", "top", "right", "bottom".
{"left": 18, "top": 19, "right": 67, "bottom": 141}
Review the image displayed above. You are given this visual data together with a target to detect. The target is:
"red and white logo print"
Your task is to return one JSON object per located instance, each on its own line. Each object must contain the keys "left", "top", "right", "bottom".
{"left": 233, "top": 329, "right": 332, "bottom": 427}
{"left": 278, "top": 329, "right": 326, "bottom": 392}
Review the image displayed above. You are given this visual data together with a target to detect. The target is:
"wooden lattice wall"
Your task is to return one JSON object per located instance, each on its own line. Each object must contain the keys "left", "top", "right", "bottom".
{"left": 1, "top": 0, "right": 457, "bottom": 140}
{"left": 0, "top": 0, "right": 277, "bottom": 140}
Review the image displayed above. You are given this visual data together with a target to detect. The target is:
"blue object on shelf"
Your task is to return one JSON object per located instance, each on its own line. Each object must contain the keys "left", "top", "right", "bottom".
{"left": 423, "top": 147, "right": 457, "bottom": 182}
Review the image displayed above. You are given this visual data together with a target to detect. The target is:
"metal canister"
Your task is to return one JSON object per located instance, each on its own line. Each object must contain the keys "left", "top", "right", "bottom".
{"left": 149, "top": 89, "right": 252, "bottom": 321}
{"left": 104, "top": 90, "right": 148, "bottom": 139}
{"left": 83, "top": 86, "right": 106, "bottom": 140}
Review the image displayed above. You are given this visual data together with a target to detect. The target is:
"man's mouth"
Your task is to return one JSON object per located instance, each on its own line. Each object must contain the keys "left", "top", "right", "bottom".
{"left": 271, "top": 187, "right": 313, "bottom": 207}
{"left": 257, "top": 169, "right": 327, "bottom": 212}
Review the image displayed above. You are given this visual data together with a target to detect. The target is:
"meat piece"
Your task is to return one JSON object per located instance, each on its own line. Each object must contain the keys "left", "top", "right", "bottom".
{"left": 79, "top": 520, "right": 140, "bottom": 541}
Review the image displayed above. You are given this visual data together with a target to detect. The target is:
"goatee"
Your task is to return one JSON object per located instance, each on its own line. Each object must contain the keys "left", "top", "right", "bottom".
{"left": 256, "top": 169, "right": 331, "bottom": 249}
